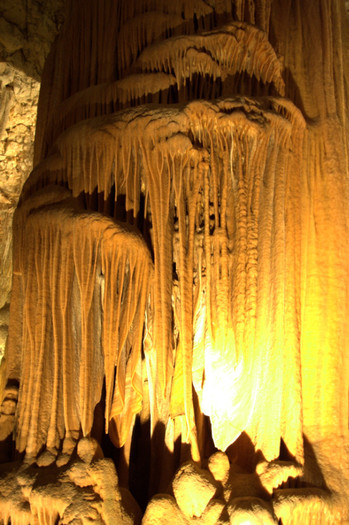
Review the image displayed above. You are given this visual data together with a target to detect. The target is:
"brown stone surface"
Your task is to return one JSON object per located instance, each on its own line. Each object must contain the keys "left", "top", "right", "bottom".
{"left": 172, "top": 461, "right": 217, "bottom": 518}
{"left": 0, "top": 0, "right": 65, "bottom": 79}
{"left": 0, "top": 0, "right": 65, "bottom": 317}
{"left": 0, "top": 1, "right": 349, "bottom": 523}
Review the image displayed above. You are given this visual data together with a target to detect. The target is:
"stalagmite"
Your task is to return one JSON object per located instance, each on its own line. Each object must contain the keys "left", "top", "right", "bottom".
{"left": 1, "top": 0, "right": 349, "bottom": 522}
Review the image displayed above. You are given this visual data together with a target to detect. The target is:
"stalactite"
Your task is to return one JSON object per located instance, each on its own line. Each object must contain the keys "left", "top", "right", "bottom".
{"left": 33, "top": 1, "right": 282, "bottom": 165}
{"left": 2, "top": 0, "right": 349, "bottom": 522}
{"left": 47, "top": 73, "right": 177, "bottom": 142}
{"left": 136, "top": 22, "right": 285, "bottom": 94}
{"left": 35, "top": 20, "right": 285, "bottom": 171}
{"left": 9, "top": 95, "right": 306, "bottom": 463}
{"left": 7, "top": 196, "right": 152, "bottom": 458}
{"left": 18, "top": 97, "right": 306, "bottom": 461}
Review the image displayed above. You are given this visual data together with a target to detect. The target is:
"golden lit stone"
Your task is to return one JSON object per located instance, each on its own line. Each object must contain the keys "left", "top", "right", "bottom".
{"left": 0, "top": 0, "right": 348, "bottom": 522}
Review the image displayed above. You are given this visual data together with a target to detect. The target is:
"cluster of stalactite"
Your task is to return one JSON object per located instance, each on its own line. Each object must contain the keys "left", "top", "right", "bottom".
{"left": 12, "top": 93, "right": 306, "bottom": 464}
{"left": 1, "top": 0, "right": 349, "bottom": 522}
{"left": 9, "top": 190, "right": 152, "bottom": 457}
{"left": 6, "top": 0, "right": 307, "bottom": 466}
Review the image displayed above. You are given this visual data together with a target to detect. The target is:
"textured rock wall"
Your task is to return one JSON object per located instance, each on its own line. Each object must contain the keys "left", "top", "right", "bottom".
{"left": 0, "top": 64, "right": 39, "bottom": 309}
{"left": 0, "top": 0, "right": 65, "bottom": 344}
{"left": 0, "top": 0, "right": 65, "bottom": 79}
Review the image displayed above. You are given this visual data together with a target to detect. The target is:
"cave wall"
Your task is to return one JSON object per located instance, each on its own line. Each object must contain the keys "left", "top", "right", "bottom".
{"left": 0, "top": 0, "right": 65, "bottom": 364}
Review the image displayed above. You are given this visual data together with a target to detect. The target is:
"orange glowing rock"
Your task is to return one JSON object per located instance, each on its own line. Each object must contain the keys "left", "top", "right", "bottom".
{"left": 0, "top": 0, "right": 349, "bottom": 522}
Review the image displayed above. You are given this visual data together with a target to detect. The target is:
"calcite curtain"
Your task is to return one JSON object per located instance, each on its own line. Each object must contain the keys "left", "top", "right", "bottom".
{"left": 2, "top": 0, "right": 349, "bottom": 492}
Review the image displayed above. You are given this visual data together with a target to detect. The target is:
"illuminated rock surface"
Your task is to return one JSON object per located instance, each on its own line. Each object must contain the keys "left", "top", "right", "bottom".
{"left": 0, "top": 0, "right": 349, "bottom": 522}
{"left": 0, "top": 437, "right": 141, "bottom": 524}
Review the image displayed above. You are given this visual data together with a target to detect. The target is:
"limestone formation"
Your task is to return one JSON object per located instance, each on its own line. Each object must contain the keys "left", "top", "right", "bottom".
{"left": 0, "top": 0, "right": 65, "bottom": 335}
{"left": 172, "top": 461, "right": 217, "bottom": 518}
{"left": 0, "top": 437, "right": 141, "bottom": 525}
{"left": 0, "top": 64, "right": 39, "bottom": 311}
{"left": 0, "top": 0, "right": 349, "bottom": 523}
{"left": 143, "top": 453, "right": 336, "bottom": 524}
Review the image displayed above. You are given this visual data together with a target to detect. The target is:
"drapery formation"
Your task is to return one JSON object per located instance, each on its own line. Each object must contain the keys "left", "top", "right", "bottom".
{"left": 8, "top": 192, "right": 152, "bottom": 457}
{"left": 2, "top": 0, "right": 349, "bottom": 488}
{"left": 8, "top": 94, "right": 305, "bottom": 463}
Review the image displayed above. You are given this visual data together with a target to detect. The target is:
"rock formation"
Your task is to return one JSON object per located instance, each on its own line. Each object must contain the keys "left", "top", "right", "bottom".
{"left": 0, "top": 0, "right": 65, "bottom": 349}
{"left": 1, "top": 0, "right": 349, "bottom": 522}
